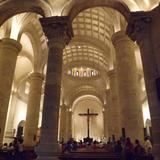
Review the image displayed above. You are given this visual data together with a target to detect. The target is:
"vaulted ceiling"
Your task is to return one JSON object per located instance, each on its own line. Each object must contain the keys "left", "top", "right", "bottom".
{"left": 0, "top": 0, "right": 158, "bottom": 104}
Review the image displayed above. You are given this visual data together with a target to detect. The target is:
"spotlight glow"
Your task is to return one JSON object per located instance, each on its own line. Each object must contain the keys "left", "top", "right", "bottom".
{"left": 10, "top": 16, "right": 21, "bottom": 40}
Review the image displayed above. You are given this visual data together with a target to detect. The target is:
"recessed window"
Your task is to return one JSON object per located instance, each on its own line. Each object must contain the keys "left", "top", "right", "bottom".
{"left": 65, "top": 66, "right": 99, "bottom": 78}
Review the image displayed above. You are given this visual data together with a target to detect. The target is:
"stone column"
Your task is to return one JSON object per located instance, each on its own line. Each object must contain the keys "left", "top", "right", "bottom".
{"left": 126, "top": 10, "right": 160, "bottom": 159}
{"left": 4, "top": 90, "right": 18, "bottom": 143}
{"left": 105, "top": 89, "right": 111, "bottom": 141}
{"left": 0, "top": 38, "right": 21, "bottom": 145}
{"left": 108, "top": 69, "right": 121, "bottom": 140}
{"left": 103, "top": 104, "right": 108, "bottom": 139}
{"left": 24, "top": 72, "right": 44, "bottom": 148}
{"left": 36, "top": 16, "right": 73, "bottom": 160}
{"left": 59, "top": 103, "right": 67, "bottom": 142}
{"left": 66, "top": 109, "right": 72, "bottom": 140}
{"left": 112, "top": 31, "right": 144, "bottom": 142}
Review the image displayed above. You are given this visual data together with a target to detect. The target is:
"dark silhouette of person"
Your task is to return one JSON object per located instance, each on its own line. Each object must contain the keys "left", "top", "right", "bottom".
{"left": 124, "top": 137, "right": 134, "bottom": 160}
{"left": 134, "top": 139, "right": 145, "bottom": 159}
{"left": 114, "top": 140, "right": 123, "bottom": 155}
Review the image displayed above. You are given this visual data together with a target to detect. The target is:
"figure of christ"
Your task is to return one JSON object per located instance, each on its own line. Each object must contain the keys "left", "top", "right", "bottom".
{"left": 79, "top": 108, "right": 98, "bottom": 139}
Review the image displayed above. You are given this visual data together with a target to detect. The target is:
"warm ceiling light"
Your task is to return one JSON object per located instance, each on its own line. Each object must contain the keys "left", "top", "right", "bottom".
{"left": 144, "top": 0, "right": 150, "bottom": 7}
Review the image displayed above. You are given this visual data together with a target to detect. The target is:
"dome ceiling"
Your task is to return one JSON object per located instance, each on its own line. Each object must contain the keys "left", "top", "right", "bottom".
{"left": 63, "top": 43, "right": 109, "bottom": 71}
{"left": 63, "top": 7, "right": 123, "bottom": 74}
{"left": 72, "top": 8, "right": 114, "bottom": 47}
{"left": 62, "top": 7, "right": 127, "bottom": 101}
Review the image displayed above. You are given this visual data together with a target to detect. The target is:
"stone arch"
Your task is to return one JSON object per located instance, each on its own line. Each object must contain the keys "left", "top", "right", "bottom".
{"left": 16, "top": 120, "right": 25, "bottom": 140}
{"left": 62, "top": 0, "right": 131, "bottom": 22}
{"left": 68, "top": 85, "right": 104, "bottom": 108}
{"left": 72, "top": 94, "right": 103, "bottom": 110}
{"left": 19, "top": 27, "right": 47, "bottom": 73}
{"left": 71, "top": 94, "right": 104, "bottom": 140}
{"left": 17, "top": 120, "right": 25, "bottom": 127}
{"left": 0, "top": 0, "right": 52, "bottom": 26}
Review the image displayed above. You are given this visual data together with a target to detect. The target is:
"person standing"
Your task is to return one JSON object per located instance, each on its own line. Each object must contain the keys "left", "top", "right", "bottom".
{"left": 134, "top": 139, "right": 145, "bottom": 159}
{"left": 144, "top": 137, "right": 152, "bottom": 155}
{"left": 124, "top": 137, "right": 134, "bottom": 160}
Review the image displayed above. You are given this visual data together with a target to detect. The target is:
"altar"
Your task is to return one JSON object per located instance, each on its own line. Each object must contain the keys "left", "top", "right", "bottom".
{"left": 72, "top": 100, "right": 104, "bottom": 141}
{"left": 78, "top": 108, "right": 98, "bottom": 143}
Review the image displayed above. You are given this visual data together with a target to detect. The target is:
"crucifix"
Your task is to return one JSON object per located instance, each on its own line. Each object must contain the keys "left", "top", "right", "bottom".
{"left": 79, "top": 108, "right": 98, "bottom": 138}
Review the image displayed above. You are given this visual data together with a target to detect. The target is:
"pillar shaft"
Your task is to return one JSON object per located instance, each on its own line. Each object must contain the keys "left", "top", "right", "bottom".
{"left": 126, "top": 9, "right": 160, "bottom": 159}
{"left": 24, "top": 72, "right": 44, "bottom": 147}
{"left": 4, "top": 91, "right": 17, "bottom": 143}
{"left": 36, "top": 16, "right": 73, "bottom": 160}
{"left": 59, "top": 104, "right": 67, "bottom": 142}
{"left": 66, "top": 110, "right": 72, "bottom": 140}
{"left": 105, "top": 89, "right": 111, "bottom": 140}
{"left": 112, "top": 31, "right": 144, "bottom": 141}
{"left": 0, "top": 38, "right": 21, "bottom": 145}
{"left": 108, "top": 69, "right": 121, "bottom": 140}
{"left": 103, "top": 104, "right": 108, "bottom": 139}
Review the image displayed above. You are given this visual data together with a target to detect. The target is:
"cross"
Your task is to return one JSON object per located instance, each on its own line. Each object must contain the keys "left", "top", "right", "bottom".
{"left": 79, "top": 108, "right": 98, "bottom": 138}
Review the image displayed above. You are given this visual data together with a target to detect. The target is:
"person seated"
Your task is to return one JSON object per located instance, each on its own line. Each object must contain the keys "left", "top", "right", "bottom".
{"left": 92, "top": 140, "right": 98, "bottom": 149}
{"left": 8, "top": 143, "right": 14, "bottom": 150}
{"left": 2, "top": 143, "right": 8, "bottom": 150}
{"left": 78, "top": 140, "right": 84, "bottom": 148}
{"left": 105, "top": 141, "right": 113, "bottom": 152}
{"left": 7, "top": 143, "right": 15, "bottom": 160}
{"left": 65, "top": 138, "right": 77, "bottom": 152}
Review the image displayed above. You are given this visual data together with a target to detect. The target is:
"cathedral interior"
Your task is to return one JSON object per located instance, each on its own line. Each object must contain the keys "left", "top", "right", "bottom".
{"left": 0, "top": 0, "right": 160, "bottom": 159}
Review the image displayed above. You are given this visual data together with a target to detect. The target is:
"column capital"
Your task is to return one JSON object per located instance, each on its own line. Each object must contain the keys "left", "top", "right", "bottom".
{"left": 28, "top": 72, "right": 44, "bottom": 82}
{"left": 0, "top": 38, "right": 22, "bottom": 54}
{"left": 40, "top": 16, "right": 73, "bottom": 48}
{"left": 60, "top": 103, "right": 67, "bottom": 109}
{"left": 105, "top": 89, "right": 110, "bottom": 95}
{"left": 111, "top": 31, "right": 135, "bottom": 47}
{"left": 108, "top": 69, "right": 117, "bottom": 78}
{"left": 126, "top": 12, "right": 152, "bottom": 42}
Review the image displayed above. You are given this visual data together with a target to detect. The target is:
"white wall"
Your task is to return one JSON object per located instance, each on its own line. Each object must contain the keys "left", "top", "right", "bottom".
{"left": 142, "top": 100, "right": 151, "bottom": 126}
{"left": 13, "top": 98, "right": 27, "bottom": 136}
{"left": 72, "top": 96, "right": 104, "bottom": 141}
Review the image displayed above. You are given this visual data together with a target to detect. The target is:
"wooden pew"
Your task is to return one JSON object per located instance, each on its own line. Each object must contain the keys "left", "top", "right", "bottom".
{"left": 58, "top": 151, "right": 121, "bottom": 160}
{"left": 0, "top": 149, "right": 37, "bottom": 160}
{"left": 58, "top": 148, "right": 154, "bottom": 160}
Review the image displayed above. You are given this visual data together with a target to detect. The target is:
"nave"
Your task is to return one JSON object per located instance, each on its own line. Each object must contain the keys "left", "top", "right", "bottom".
{"left": 0, "top": 0, "right": 160, "bottom": 160}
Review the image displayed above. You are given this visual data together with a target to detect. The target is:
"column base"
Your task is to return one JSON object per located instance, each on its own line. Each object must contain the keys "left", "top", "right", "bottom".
{"left": 36, "top": 143, "right": 61, "bottom": 160}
